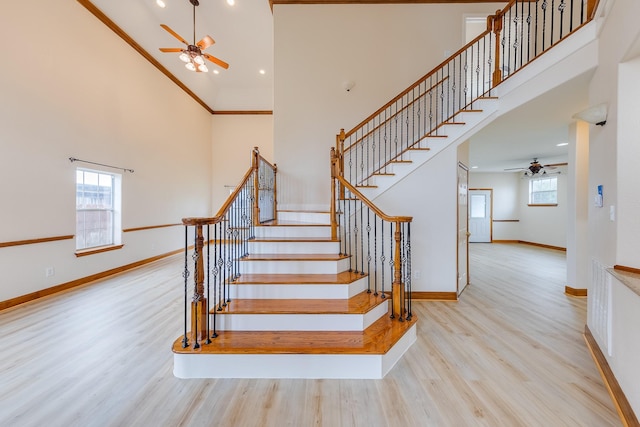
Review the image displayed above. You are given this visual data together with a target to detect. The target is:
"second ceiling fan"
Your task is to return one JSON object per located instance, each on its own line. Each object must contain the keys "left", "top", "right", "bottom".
{"left": 504, "top": 158, "right": 567, "bottom": 176}
{"left": 159, "top": 0, "right": 229, "bottom": 72}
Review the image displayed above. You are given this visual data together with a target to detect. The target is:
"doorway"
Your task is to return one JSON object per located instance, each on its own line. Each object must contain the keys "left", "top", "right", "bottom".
{"left": 469, "top": 189, "right": 492, "bottom": 243}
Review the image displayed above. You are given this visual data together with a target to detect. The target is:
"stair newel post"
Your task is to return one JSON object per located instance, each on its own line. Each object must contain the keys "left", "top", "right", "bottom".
{"left": 492, "top": 10, "right": 504, "bottom": 87}
{"left": 252, "top": 147, "right": 260, "bottom": 225}
{"left": 392, "top": 220, "right": 405, "bottom": 321}
{"left": 191, "top": 223, "right": 208, "bottom": 348}
{"left": 337, "top": 129, "right": 346, "bottom": 200}
{"left": 330, "top": 147, "right": 338, "bottom": 241}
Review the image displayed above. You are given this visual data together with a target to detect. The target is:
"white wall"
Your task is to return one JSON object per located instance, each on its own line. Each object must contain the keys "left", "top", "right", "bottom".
{"left": 273, "top": 3, "right": 504, "bottom": 210}
{"left": 469, "top": 172, "right": 521, "bottom": 241}
{"left": 587, "top": 0, "right": 640, "bottom": 417}
{"left": 518, "top": 167, "right": 568, "bottom": 248}
{"left": 616, "top": 56, "right": 640, "bottom": 266}
{"left": 211, "top": 115, "right": 274, "bottom": 211}
{"left": 566, "top": 122, "right": 590, "bottom": 289}
{"left": 375, "top": 145, "right": 459, "bottom": 293}
{"left": 0, "top": 0, "right": 212, "bottom": 302}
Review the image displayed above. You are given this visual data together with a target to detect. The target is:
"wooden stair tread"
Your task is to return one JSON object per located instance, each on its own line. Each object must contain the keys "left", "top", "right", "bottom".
{"left": 213, "top": 291, "right": 388, "bottom": 315}
{"left": 173, "top": 314, "right": 416, "bottom": 355}
{"left": 241, "top": 254, "right": 349, "bottom": 261}
{"left": 232, "top": 271, "right": 366, "bottom": 285}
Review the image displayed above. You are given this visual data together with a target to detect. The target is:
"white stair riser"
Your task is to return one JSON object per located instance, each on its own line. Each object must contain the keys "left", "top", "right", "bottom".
{"left": 255, "top": 226, "right": 332, "bottom": 239}
{"left": 248, "top": 240, "right": 340, "bottom": 255}
{"left": 174, "top": 324, "right": 416, "bottom": 379}
{"left": 277, "top": 211, "right": 331, "bottom": 224}
{"left": 241, "top": 258, "right": 350, "bottom": 274}
{"left": 229, "top": 277, "right": 368, "bottom": 299}
{"left": 214, "top": 301, "right": 388, "bottom": 331}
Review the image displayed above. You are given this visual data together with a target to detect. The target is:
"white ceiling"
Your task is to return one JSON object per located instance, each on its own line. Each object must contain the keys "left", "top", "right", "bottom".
{"left": 86, "top": 0, "right": 590, "bottom": 172}
{"left": 90, "top": 0, "right": 274, "bottom": 111}
{"left": 469, "top": 72, "right": 591, "bottom": 172}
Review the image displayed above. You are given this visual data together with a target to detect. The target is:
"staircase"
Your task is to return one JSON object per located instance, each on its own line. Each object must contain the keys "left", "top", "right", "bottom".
{"left": 173, "top": 211, "right": 417, "bottom": 379}
{"left": 174, "top": 0, "right": 600, "bottom": 380}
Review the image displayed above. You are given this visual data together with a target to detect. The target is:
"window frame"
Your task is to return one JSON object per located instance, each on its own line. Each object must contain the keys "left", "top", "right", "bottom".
{"left": 75, "top": 168, "right": 122, "bottom": 256}
{"left": 528, "top": 175, "right": 558, "bottom": 207}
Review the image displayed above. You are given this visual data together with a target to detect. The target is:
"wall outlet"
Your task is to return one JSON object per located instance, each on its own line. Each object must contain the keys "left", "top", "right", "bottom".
{"left": 45, "top": 267, "right": 55, "bottom": 277}
{"left": 414, "top": 270, "right": 421, "bottom": 279}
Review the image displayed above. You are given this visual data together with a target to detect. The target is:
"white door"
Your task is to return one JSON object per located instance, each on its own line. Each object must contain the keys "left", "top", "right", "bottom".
{"left": 457, "top": 163, "right": 469, "bottom": 296}
{"left": 469, "top": 189, "right": 492, "bottom": 243}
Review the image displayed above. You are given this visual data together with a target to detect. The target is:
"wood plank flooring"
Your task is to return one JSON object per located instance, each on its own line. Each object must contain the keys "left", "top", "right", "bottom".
{"left": 0, "top": 243, "right": 621, "bottom": 426}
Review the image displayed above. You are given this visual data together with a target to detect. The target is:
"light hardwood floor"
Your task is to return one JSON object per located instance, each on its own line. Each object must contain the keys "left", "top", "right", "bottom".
{"left": 0, "top": 243, "right": 621, "bottom": 426}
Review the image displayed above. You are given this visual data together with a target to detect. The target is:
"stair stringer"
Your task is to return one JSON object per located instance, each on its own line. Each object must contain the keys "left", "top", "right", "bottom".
{"left": 357, "top": 20, "right": 599, "bottom": 201}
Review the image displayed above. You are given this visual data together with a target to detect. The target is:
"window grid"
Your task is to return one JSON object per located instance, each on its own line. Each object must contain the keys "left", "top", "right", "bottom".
{"left": 76, "top": 169, "right": 115, "bottom": 250}
{"left": 529, "top": 176, "right": 558, "bottom": 205}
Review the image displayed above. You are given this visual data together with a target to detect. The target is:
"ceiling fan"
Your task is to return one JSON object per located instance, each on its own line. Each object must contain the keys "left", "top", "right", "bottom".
{"left": 504, "top": 158, "right": 567, "bottom": 176}
{"left": 159, "top": 0, "right": 229, "bottom": 73}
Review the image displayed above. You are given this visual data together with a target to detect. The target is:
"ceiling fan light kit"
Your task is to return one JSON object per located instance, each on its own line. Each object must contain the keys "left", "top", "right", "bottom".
{"left": 159, "top": 0, "right": 229, "bottom": 73}
{"left": 504, "top": 158, "right": 565, "bottom": 177}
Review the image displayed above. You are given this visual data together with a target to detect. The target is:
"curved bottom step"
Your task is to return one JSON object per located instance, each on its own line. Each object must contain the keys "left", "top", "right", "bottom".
{"left": 173, "top": 316, "right": 417, "bottom": 379}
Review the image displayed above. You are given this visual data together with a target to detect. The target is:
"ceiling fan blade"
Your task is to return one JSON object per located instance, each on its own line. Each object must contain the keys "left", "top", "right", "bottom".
{"left": 197, "top": 35, "right": 215, "bottom": 50}
{"left": 504, "top": 167, "right": 525, "bottom": 171}
{"left": 159, "top": 48, "right": 183, "bottom": 53}
{"left": 544, "top": 162, "right": 568, "bottom": 167}
{"left": 160, "top": 24, "right": 189, "bottom": 45}
{"left": 203, "top": 53, "right": 229, "bottom": 69}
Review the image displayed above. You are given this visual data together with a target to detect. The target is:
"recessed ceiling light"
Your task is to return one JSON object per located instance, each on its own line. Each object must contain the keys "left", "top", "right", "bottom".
{"left": 213, "top": 69, "right": 220, "bottom": 75}
{"left": 556, "top": 142, "right": 569, "bottom": 146}
{"left": 156, "top": 0, "right": 166, "bottom": 8}
{"left": 471, "top": 166, "right": 479, "bottom": 169}
{"left": 227, "top": 0, "right": 235, "bottom": 5}
{"left": 259, "top": 69, "right": 266, "bottom": 75}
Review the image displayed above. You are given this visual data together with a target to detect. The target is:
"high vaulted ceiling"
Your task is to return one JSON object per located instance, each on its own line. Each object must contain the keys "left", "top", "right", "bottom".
{"left": 84, "top": 0, "right": 274, "bottom": 113}
{"left": 80, "top": 0, "right": 588, "bottom": 172}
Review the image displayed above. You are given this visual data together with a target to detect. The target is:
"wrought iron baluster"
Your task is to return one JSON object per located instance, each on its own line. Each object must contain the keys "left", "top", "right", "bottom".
{"left": 551, "top": 0, "right": 556, "bottom": 46}
{"left": 380, "top": 221, "right": 385, "bottom": 298}
{"left": 192, "top": 226, "right": 200, "bottom": 349}
{"left": 346, "top": 194, "right": 352, "bottom": 271}
{"left": 182, "top": 226, "right": 190, "bottom": 348}
{"left": 212, "top": 223, "right": 218, "bottom": 337}
{"left": 559, "top": 0, "right": 566, "bottom": 39}
{"left": 542, "top": 0, "right": 548, "bottom": 50}
{"left": 388, "top": 221, "right": 394, "bottom": 319}
{"left": 366, "top": 206, "right": 371, "bottom": 291}
{"left": 353, "top": 198, "right": 359, "bottom": 274}
{"left": 527, "top": 0, "right": 532, "bottom": 62}
{"left": 360, "top": 200, "right": 365, "bottom": 275}
{"left": 374, "top": 214, "right": 378, "bottom": 296}
{"left": 205, "top": 225, "right": 211, "bottom": 344}
{"left": 217, "top": 222, "right": 224, "bottom": 312}
{"left": 406, "top": 223, "right": 412, "bottom": 320}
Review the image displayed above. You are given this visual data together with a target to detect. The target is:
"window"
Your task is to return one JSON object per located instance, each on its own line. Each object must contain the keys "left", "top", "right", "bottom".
{"left": 470, "top": 194, "right": 486, "bottom": 218}
{"left": 529, "top": 176, "right": 557, "bottom": 205}
{"left": 76, "top": 169, "right": 121, "bottom": 251}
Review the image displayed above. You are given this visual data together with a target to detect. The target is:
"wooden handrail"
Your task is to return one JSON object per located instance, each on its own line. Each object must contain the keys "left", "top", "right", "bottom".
{"left": 344, "top": 28, "right": 492, "bottom": 139}
{"left": 332, "top": 154, "right": 411, "bottom": 224}
{"left": 343, "top": 76, "right": 450, "bottom": 153}
{"left": 182, "top": 166, "right": 255, "bottom": 227}
{"left": 336, "top": 175, "right": 412, "bottom": 224}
